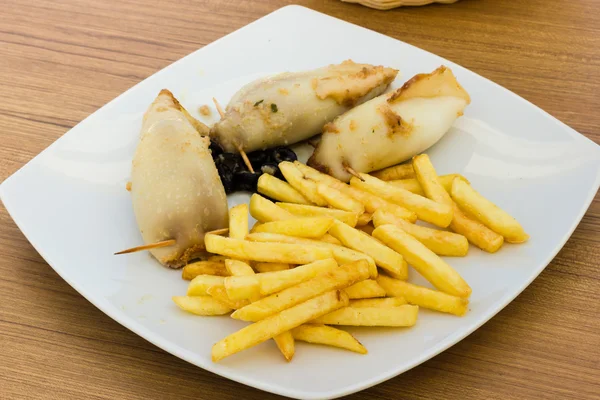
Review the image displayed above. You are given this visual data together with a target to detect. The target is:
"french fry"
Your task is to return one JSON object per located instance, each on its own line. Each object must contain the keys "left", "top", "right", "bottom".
{"left": 249, "top": 194, "right": 295, "bottom": 223}
{"left": 207, "top": 255, "right": 228, "bottom": 263}
{"left": 273, "top": 331, "right": 295, "bottom": 361}
{"left": 343, "top": 280, "right": 386, "bottom": 299}
{"left": 411, "top": 154, "right": 504, "bottom": 253}
{"left": 377, "top": 275, "right": 468, "bottom": 316}
{"left": 232, "top": 260, "right": 369, "bottom": 321}
{"left": 312, "top": 305, "right": 418, "bottom": 327}
{"left": 450, "top": 178, "right": 529, "bottom": 243}
{"left": 350, "top": 297, "right": 407, "bottom": 308}
{"left": 291, "top": 324, "right": 367, "bottom": 354}
{"left": 388, "top": 174, "right": 468, "bottom": 196}
{"left": 372, "top": 209, "right": 469, "bottom": 257}
{"left": 370, "top": 163, "right": 415, "bottom": 181}
{"left": 351, "top": 173, "right": 453, "bottom": 228}
{"left": 358, "top": 224, "right": 375, "bottom": 236}
{"left": 225, "top": 259, "right": 255, "bottom": 276}
{"left": 172, "top": 296, "right": 232, "bottom": 316}
{"left": 212, "top": 290, "right": 349, "bottom": 362}
{"left": 182, "top": 261, "right": 229, "bottom": 280}
{"left": 253, "top": 262, "right": 290, "bottom": 273}
{"left": 187, "top": 275, "right": 225, "bottom": 296}
{"left": 229, "top": 203, "right": 249, "bottom": 240}
{"left": 246, "top": 233, "right": 378, "bottom": 279}
{"left": 257, "top": 173, "right": 312, "bottom": 205}
{"left": 356, "top": 213, "right": 372, "bottom": 227}
{"left": 224, "top": 275, "right": 260, "bottom": 301}
{"left": 317, "top": 184, "right": 365, "bottom": 213}
{"left": 252, "top": 217, "right": 334, "bottom": 238}
{"left": 206, "top": 285, "right": 250, "bottom": 310}
{"left": 319, "top": 233, "right": 342, "bottom": 246}
{"left": 276, "top": 203, "right": 359, "bottom": 227}
{"left": 328, "top": 220, "right": 407, "bottom": 279}
{"left": 205, "top": 234, "right": 334, "bottom": 265}
{"left": 258, "top": 258, "right": 339, "bottom": 295}
{"left": 279, "top": 161, "right": 328, "bottom": 206}
{"left": 293, "top": 161, "right": 417, "bottom": 222}
{"left": 372, "top": 225, "right": 471, "bottom": 298}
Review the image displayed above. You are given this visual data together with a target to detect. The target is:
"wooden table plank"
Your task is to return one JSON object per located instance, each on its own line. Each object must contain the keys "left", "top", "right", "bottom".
{"left": 1, "top": 0, "right": 599, "bottom": 399}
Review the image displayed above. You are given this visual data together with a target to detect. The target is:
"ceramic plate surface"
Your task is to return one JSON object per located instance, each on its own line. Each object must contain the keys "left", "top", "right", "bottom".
{"left": 2, "top": 5, "right": 599, "bottom": 400}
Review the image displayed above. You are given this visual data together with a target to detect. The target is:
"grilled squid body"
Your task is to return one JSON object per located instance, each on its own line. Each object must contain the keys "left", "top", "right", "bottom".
{"left": 210, "top": 60, "right": 399, "bottom": 153}
{"left": 308, "top": 66, "right": 471, "bottom": 182}
{"left": 131, "top": 90, "right": 229, "bottom": 268}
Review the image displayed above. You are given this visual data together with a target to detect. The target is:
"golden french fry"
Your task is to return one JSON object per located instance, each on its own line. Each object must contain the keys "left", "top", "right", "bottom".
{"left": 246, "top": 233, "right": 378, "bottom": 279}
{"left": 279, "top": 161, "right": 328, "bottom": 206}
{"left": 232, "top": 260, "right": 369, "bottom": 321}
{"left": 172, "top": 296, "right": 232, "bottom": 316}
{"left": 253, "top": 217, "right": 334, "bottom": 238}
{"left": 293, "top": 161, "right": 417, "bottom": 222}
{"left": 328, "top": 220, "right": 407, "bottom": 279}
{"left": 351, "top": 173, "right": 453, "bottom": 228}
{"left": 317, "top": 184, "right": 365, "bottom": 213}
{"left": 273, "top": 331, "right": 295, "bottom": 362}
{"left": 187, "top": 275, "right": 226, "bottom": 296}
{"left": 319, "top": 233, "right": 342, "bottom": 246}
{"left": 249, "top": 194, "right": 295, "bottom": 223}
{"left": 372, "top": 209, "right": 469, "bottom": 257}
{"left": 372, "top": 225, "right": 471, "bottom": 298}
{"left": 206, "top": 285, "right": 250, "bottom": 310}
{"left": 276, "top": 203, "right": 359, "bottom": 227}
{"left": 182, "top": 261, "right": 229, "bottom": 280}
{"left": 224, "top": 275, "right": 260, "bottom": 301}
{"left": 343, "top": 279, "right": 386, "bottom": 299}
{"left": 205, "top": 234, "right": 334, "bottom": 265}
{"left": 357, "top": 224, "right": 375, "bottom": 236}
{"left": 450, "top": 178, "right": 529, "bottom": 243}
{"left": 258, "top": 258, "right": 339, "bottom": 295}
{"left": 377, "top": 275, "right": 468, "bottom": 316}
{"left": 411, "top": 155, "right": 504, "bottom": 253}
{"left": 370, "top": 163, "right": 415, "bottom": 181}
{"left": 225, "top": 259, "right": 255, "bottom": 276}
{"left": 291, "top": 324, "right": 367, "bottom": 354}
{"left": 212, "top": 290, "right": 349, "bottom": 362}
{"left": 388, "top": 174, "right": 468, "bottom": 196}
{"left": 257, "top": 173, "right": 312, "bottom": 205}
{"left": 356, "top": 213, "right": 372, "bottom": 227}
{"left": 207, "top": 255, "right": 228, "bottom": 263}
{"left": 350, "top": 297, "right": 407, "bottom": 308}
{"left": 312, "top": 305, "right": 418, "bottom": 327}
{"left": 229, "top": 203, "right": 249, "bottom": 240}
{"left": 253, "top": 262, "right": 290, "bottom": 273}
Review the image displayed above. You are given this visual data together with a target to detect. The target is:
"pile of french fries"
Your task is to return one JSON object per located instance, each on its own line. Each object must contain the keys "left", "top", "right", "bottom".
{"left": 173, "top": 154, "right": 528, "bottom": 362}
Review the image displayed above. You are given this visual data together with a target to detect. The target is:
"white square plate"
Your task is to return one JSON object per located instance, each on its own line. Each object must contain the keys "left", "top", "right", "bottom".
{"left": 2, "top": 5, "right": 599, "bottom": 400}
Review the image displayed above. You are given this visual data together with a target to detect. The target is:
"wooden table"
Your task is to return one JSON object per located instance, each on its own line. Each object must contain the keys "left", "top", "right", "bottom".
{"left": 1, "top": 0, "right": 599, "bottom": 398}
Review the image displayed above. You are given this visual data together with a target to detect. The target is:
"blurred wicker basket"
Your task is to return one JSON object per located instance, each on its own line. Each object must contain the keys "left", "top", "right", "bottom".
{"left": 342, "top": 0, "right": 458, "bottom": 10}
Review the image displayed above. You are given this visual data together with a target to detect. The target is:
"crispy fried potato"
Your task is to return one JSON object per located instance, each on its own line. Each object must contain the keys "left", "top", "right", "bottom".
{"left": 172, "top": 296, "right": 232, "bottom": 316}
{"left": 358, "top": 224, "right": 375, "bottom": 236}
{"left": 343, "top": 279, "right": 386, "bottom": 299}
{"left": 187, "top": 275, "right": 225, "bottom": 296}
{"left": 249, "top": 194, "right": 295, "bottom": 223}
{"left": 328, "top": 220, "right": 407, "bottom": 279}
{"left": 388, "top": 174, "right": 468, "bottom": 196}
{"left": 206, "top": 285, "right": 250, "bottom": 310}
{"left": 317, "top": 184, "right": 365, "bottom": 213}
{"left": 253, "top": 262, "right": 290, "bottom": 273}
{"left": 377, "top": 275, "right": 468, "bottom": 316}
{"left": 276, "top": 203, "right": 359, "bottom": 227}
{"left": 372, "top": 209, "right": 468, "bottom": 257}
{"left": 312, "top": 305, "right": 418, "bottom": 327}
{"left": 246, "top": 233, "right": 378, "bottom": 279}
{"left": 224, "top": 275, "right": 260, "bottom": 301}
{"left": 319, "top": 233, "right": 342, "bottom": 246}
{"left": 258, "top": 258, "right": 338, "bottom": 295}
{"left": 351, "top": 174, "right": 453, "bottom": 227}
{"left": 279, "top": 161, "right": 328, "bottom": 206}
{"left": 350, "top": 297, "right": 407, "bottom": 308}
{"left": 273, "top": 331, "right": 295, "bottom": 362}
{"left": 212, "top": 290, "right": 349, "bottom": 361}
{"left": 371, "top": 163, "right": 415, "bottom": 181}
{"left": 232, "top": 260, "right": 369, "bottom": 321}
{"left": 356, "top": 213, "right": 372, "bottom": 227}
{"left": 291, "top": 324, "right": 367, "bottom": 354}
{"left": 252, "top": 217, "right": 334, "bottom": 238}
{"left": 225, "top": 259, "right": 255, "bottom": 276}
{"left": 207, "top": 255, "right": 228, "bottom": 263}
{"left": 182, "top": 261, "right": 229, "bottom": 280}
{"left": 372, "top": 225, "right": 471, "bottom": 298}
{"left": 257, "top": 173, "right": 312, "bottom": 205}
{"left": 293, "top": 161, "right": 417, "bottom": 222}
{"left": 229, "top": 203, "right": 249, "bottom": 240}
{"left": 450, "top": 178, "right": 529, "bottom": 243}
{"left": 205, "top": 234, "right": 334, "bottom": 265}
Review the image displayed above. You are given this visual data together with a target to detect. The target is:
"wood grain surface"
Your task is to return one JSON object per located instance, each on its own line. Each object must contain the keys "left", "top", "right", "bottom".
{"left": 1, "top": 0, "right": 599, "bottom": 399}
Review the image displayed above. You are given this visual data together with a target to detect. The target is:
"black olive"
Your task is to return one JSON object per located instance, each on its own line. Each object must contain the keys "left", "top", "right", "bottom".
{"left": 209, "top": 139, "right": 224, "bottom": 157}
{"left": 247, "top": 150, "right": 269, "bottom": 170}
{"left": 234, "top": 171, "right": 261, "bottom": 192}
{"left": 271, "top": 147, "right": 297, "bottom": 164}
{"left": 217, "top": 153, "right": 244, "bottom": 174}
{"left": 215, "top": 161, "right": 235, "bottom": 194}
